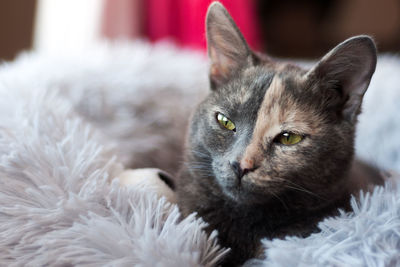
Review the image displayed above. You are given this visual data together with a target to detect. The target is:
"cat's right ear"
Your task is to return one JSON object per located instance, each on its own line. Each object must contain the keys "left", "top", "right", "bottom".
{"left": 306, "top": 36, "right": 377, "bottom": 123}
{"left": 206, "top": 2, "right": 254, "bottom": 90}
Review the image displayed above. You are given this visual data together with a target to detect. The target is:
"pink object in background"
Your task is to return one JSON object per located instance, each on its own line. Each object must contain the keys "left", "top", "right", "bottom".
{"left": 102, "top": 0, "right": 262, "bottom": 51}
{"left": 144, "top": 0, "right": 262, "bottom": 51}
{"left": 102, "top": 0, "right": 144, "bottom": 39}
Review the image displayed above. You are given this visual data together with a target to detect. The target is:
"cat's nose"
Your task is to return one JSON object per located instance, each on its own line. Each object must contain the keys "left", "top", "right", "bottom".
{"left": 231, "top": 161, "right": 256, "bottom": 180}
{"left": 240, "top": 157, "right": 255, "bottom": 171}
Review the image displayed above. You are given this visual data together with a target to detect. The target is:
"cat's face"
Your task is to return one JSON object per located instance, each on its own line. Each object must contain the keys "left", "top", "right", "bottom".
{"left": 183, "top": 2, "right": 376, "bottom": 205}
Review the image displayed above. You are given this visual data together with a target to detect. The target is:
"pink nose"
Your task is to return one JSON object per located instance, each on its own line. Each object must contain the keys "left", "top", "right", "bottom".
{"left": 230, "top": 158, "right": 257, "bottom": 180}
{"left": 240, "top": 157, "right": 255, "bottom": 171}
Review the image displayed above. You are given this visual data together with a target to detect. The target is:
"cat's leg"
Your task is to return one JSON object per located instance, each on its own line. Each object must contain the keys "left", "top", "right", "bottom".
{"left": 117, "top": 168, "right": 177, "bottom": 203}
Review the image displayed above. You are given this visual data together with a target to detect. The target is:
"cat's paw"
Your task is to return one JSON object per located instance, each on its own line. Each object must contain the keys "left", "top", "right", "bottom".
{"left": 116, "top": 168, "right": 176, "bottom": 203}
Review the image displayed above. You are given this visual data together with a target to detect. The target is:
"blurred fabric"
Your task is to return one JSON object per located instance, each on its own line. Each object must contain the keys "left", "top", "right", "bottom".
{"left": 101, "top": 0, "right": 400, "bottom": 57}
{"left": 102, "top": 0, "right": 143, "bottom": 40}
{"left": 1, "top": 0, "right": 400, "bottom": 60}
{"left": 102, "top": 0, "right": 262, "bottom": 51}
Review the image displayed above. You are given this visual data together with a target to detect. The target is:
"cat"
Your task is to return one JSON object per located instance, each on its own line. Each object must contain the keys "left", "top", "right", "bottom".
{"left": 176, "top": 2, "right": 382, "bottom": 266}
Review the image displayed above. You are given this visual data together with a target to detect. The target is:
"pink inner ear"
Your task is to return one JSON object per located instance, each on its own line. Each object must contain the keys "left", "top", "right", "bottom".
{"left": 210, "top": 62, "right": 232, "bottom": 84}
{"left": 209, "top": 46, "right": 236, "bottom": 80}
{"left": 206, "top": 2, "right": 261, "bottom": 88}
{"left": 210, "top": 64, "right": 223, "bottom": 80}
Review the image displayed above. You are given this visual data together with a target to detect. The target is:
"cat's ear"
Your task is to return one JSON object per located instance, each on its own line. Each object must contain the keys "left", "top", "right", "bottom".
{"left": 306, "top": 36, "right": 377, "bottom": 123}
{"left": 206, "top": 2, "right": 254, "bottom": 89}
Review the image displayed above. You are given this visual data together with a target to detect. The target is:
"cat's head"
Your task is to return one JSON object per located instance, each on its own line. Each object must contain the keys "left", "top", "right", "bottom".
{"left": 184, "top": 2, "right": 376, "bottom": 205}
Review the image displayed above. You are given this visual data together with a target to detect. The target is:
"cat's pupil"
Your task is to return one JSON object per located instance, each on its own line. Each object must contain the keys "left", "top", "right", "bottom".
{"left": 276, "top": 132, "right": 303, "bottom": 145}
{"left": 282, "top": 132, "right": 290, "bottom": 142}
{"left": 216, "top": 112, "right": 236, "bottom": 131}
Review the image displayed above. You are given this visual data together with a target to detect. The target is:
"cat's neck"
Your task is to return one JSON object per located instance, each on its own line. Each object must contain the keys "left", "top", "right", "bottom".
{"left": 179, "top": 163, "right": 356, "bottom": 232}
{"left": 178, "top": 165, "right": 353, "bottom": 266}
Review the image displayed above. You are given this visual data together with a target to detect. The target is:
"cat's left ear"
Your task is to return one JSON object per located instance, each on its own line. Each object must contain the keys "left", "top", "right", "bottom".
{"left": 306, "top": 36, "right": 377, "bottom": 123}
{"left": 206, "top": 2, "right": 255, "bottom": 90}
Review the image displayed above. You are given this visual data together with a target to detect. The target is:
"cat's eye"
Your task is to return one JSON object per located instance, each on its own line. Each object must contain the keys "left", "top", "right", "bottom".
{"left": 276, "top": 132, "right": 303, "bottom": 145}
{"left": 216, "top": 112, "right": 236, "bottom": 132}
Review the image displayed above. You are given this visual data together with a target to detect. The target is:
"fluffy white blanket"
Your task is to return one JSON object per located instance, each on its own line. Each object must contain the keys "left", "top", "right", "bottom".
{"left": 0, "top": 41, "right": 399, "bottom": 266}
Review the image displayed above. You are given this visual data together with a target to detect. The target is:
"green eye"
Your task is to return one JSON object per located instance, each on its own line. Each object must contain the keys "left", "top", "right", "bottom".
{"left": 277, "top": 132, "right": 303, "bottom": 145}
{"left": 216, "top": 113, "right": 236, "bottom": 131}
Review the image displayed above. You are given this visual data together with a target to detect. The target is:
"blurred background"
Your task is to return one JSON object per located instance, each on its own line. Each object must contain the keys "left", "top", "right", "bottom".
{"left": 0, "top": 0, "right": 399, "bottom": 61}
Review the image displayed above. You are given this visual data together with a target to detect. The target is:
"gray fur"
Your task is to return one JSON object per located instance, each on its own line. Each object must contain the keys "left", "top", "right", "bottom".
{"left": 306, "top": 36, "right": 377, "bottom": 122}
{"left": 206, "top": 2, "right": 256, "bottom": 89}
{"left": 177, "top": 3, "right": 380, "bottom": 266}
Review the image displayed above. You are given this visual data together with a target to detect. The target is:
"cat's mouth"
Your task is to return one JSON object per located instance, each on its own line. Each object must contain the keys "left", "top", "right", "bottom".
{"left": 218, "top": 179, "right": 247, "bottom": 201}
{"left": 211, "top": 160, "right": 278, "bottom": 202}
{"left": 216, "top": 172, "right": 276, "bottom": 203}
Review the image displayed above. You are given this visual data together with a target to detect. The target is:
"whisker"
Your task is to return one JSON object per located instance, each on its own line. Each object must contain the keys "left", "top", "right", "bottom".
{"left": 187, "top": 148, "right": 211, "bottom": 159}
{"left": 270, "top": 191, "right": 290, "bottom": 212}
{"left": 285, "top": 184, "right": 326, "bottom": 200}
{"left": 272, "top": 177, "right": 326, "bottom": 200}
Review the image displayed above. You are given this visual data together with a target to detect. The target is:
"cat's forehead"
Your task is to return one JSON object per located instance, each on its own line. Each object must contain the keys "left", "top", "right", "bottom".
{"left": 210, "top": 61, "right": 325, "bottom": 134}
{"left": 246, "top": 62, "right": 307, "bottom": 91}
{"left": 257, "top": 75, "right": 318, "bottom": 133}
{"left": 229, "top": 63, "right": 323, "bottom": 134}
{"left": 218, "top": 63, "right": 308, "bottom": 108}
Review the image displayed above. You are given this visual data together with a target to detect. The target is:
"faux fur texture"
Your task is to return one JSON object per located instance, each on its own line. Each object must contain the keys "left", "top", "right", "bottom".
{"left": 0, "top": 41, "right": 208, "bottom": 176}
{"left": 254, "top": 179, "right": 400, "bottom": 267}
{"left": 0, "top": 42, "right": 227, "bottom": 266}
{"left": 0, "top": 41, "right": 399, "bottom": 266}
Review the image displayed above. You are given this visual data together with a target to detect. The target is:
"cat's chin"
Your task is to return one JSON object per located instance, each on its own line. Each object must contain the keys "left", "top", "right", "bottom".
{"left": 222, "top": 188, "right": 275, "bottom": 205}
{"left": 217, "top": 179, "right": 275, "bottom": 204}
